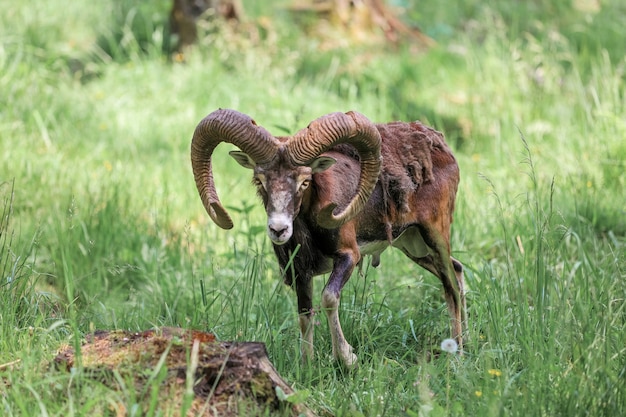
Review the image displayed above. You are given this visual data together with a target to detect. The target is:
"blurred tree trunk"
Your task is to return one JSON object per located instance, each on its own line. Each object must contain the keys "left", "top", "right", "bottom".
{"left": 169, "top": 0, "right": 243, "bottom": 52}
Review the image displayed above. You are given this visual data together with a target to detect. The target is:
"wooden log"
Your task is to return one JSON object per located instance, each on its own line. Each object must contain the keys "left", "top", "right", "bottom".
{"left": 54, "top": 328, "right": 317, "bottom": 417}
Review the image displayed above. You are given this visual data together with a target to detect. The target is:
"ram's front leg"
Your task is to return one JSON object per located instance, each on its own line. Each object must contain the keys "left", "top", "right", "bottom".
{"left": 296, "top": 275, "right": 315, "bottom": 362}
{"left": 321, "top": 250, "right": 359, "bottom": 369}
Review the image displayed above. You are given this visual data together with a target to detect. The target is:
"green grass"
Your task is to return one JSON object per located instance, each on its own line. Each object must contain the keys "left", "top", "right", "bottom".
{"left": 1, "top": 0, "right": 625, "bottom": 415}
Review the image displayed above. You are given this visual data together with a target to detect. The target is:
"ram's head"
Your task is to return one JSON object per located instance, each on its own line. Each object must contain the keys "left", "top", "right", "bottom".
{"left": 191, "top": 109, "right": 382, "bottom": 244}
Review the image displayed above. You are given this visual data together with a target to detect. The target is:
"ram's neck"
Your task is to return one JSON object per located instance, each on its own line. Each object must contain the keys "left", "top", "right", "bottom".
{"left": 308, "top": 153, "right": 361, "bottom": 217}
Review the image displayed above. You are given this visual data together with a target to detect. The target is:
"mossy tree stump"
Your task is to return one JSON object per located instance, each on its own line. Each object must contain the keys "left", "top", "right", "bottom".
{"left": 55, "top": 328, "right": 316, "bottom": 417}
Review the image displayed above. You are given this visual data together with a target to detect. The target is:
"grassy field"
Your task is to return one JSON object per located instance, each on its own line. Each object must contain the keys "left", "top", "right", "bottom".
{"left": 1, "top": 0, "right": 625, "bottom": 415}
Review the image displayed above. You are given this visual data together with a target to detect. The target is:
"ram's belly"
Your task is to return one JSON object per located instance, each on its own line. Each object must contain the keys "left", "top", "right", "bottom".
{"left": 359, "top": 240, "right": 390, "bottom": 258}
{"left": 391, "top": 226, "right": 429, "bottom": 259}
{"left": 358, "top": 225, "right": 429, "bottom": 266}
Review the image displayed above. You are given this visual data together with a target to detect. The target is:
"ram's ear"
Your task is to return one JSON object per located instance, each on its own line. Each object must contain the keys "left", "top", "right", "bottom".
{"left": 309, "top": 156, "right": 336, "bottom": 173}
{"left": 229, "top": 151, "right": 256, "bottom": 169}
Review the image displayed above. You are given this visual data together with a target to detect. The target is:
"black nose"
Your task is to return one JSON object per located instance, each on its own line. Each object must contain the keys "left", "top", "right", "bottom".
{"left": 269, "top": 225, "right": 288, "bottom": 237}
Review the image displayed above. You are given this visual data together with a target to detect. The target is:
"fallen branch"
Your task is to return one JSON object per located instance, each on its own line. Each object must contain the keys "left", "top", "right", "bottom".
{"left": 0, "top": 359, "right": 21, "bottom": 371}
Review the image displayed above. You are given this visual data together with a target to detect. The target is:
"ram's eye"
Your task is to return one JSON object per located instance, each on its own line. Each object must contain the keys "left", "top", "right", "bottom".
{"left": 299, "top": 179, "right": 311, "bottom": 191}
{"left": 252, "top": 177, "right": 264, "bottom": 188}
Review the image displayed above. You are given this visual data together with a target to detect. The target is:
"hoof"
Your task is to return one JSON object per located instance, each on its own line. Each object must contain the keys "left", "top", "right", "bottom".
{"left": 343, "top": 353, "right": 359, "bottom": 370}
{"left": 336, "top": 350, "right": 358, "bottom": 370}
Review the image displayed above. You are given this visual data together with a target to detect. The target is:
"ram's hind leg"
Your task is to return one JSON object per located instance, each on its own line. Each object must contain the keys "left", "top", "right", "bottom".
{"left": 399, "top": 225, "right": 465, "bottom": 351}
{"left": 451, "top": 256, "right": 467, "bottom": 332}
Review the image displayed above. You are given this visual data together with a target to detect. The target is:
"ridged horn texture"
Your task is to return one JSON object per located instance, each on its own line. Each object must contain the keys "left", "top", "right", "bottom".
{"left": 191, "top": 109, "right": 279, "bottom": 229}
{"left": 288, "top": 111, "right": 382, "bottom": 229}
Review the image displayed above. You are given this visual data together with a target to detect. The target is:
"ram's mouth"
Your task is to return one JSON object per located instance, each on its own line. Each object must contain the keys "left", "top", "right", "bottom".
{"left": 270, "top": 237, "right": 290, "bottom": 246}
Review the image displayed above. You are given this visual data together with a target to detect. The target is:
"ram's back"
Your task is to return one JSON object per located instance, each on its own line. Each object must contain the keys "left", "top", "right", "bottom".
{"left": 323, "top": 121, "right": 458, "bottom": 217}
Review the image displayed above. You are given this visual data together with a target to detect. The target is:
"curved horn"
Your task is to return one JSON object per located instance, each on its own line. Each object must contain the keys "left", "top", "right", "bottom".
{"left": 288, "top": 111, "right": 382, "bottom": 229}
{"left": 191, "top": 109, "right": 278, "bottom": 229}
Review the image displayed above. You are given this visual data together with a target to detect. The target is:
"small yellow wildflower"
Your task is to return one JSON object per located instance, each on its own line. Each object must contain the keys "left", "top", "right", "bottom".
{"left": 474, "top": 390, "right": 483, "bottom": 397}
{"left": 488, "top": 369, "right": 502, "bottom": 377}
